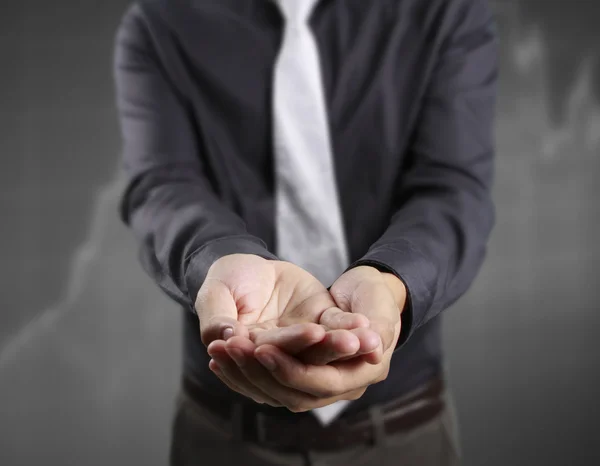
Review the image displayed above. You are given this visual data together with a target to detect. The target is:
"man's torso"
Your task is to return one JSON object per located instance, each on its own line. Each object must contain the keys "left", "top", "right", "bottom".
{"left": 131, "top": 0, "right": 455, "bottom": 411}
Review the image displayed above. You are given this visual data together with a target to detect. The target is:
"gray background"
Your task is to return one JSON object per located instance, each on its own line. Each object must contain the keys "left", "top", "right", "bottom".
{"left": 1, "top": 1, "right": 599, "bottom": 465}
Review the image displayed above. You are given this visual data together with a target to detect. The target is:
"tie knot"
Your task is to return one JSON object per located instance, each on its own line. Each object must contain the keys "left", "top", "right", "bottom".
{"left": 275, "top": 0, "right": 319, "bottom": 25}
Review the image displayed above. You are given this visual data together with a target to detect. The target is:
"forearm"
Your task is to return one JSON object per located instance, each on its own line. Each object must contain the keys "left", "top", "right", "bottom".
{"left": 114, "top": 5, "right": 276, "bottom": 309}
{"left": 123, "top": 171, "right": 276, "bottom": 309}
{"left": 351, "top": 0, "right": 497, "bottom": 344}
{"left": 358, "top": 175, "right": 495, "bottom": 327}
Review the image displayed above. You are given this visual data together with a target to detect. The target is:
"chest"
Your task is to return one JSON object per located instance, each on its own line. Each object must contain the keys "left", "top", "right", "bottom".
{"left": 156, "top": 0, "right": 440, "bottom": 181}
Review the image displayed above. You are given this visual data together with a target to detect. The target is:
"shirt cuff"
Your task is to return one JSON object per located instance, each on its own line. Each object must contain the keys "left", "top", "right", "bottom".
{"left": 184, "top": 235, "right": 278, "bottom": 312}
{"left": 346, "top": 242, "right": 435, "bottom": 350}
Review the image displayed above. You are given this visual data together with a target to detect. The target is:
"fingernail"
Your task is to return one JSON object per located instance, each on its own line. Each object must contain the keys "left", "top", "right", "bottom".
{"left": 227, "top": 348, "right": 245, "bottom": 367}
{"left": 256, "top": 352, "right": 277, "bottom": 371}
{"left": 222, "top": 327, "right": 234, "bottom": 341}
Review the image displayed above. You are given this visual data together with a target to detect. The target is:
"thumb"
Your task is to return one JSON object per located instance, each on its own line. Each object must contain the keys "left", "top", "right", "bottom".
{"left": 195, "top": 277, "right": 245, "bottom": 347}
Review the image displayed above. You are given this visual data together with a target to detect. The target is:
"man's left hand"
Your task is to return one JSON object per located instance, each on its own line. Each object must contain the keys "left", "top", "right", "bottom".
{"left": 207, "top": 266, "right": 407, "bottom": 411}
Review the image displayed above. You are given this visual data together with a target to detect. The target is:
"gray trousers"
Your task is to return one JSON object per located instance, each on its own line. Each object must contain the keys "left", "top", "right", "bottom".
{"left": 170, "top": 389, "right": 462, "bottom": 466}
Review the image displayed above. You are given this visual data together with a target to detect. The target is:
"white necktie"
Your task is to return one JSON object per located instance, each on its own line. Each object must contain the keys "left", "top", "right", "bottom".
{"left": 272, "top": 0, "right": 351, "bottom": 425}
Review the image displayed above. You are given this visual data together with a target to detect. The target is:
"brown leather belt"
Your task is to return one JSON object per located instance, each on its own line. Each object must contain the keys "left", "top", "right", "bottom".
{"left": 182, "top": 374, "right": 445, "bottom": 452}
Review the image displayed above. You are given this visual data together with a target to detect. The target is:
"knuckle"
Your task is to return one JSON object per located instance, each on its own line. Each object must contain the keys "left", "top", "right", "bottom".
{"left": 248, "top": 328, "right": 261, "bottom": 343}
{"left": 302, "top": 323, "right": 322, "bottom": 338}
{"left": 350, "top": 388, "right": 367, "bottom": 400}
{"left": 286, "top": 404, "right": 302, "bottom": 413}
{"left": 200, "top": 320, "right": 223, "bottom": 346}
{"left": 329, "top": 290, "right": 351, "bottom": 309}
{"left": 285, "top": 400, "right": 310, "bottom": 413}
{"left": 265, "top": 400, "right": 283, "bottom": 408}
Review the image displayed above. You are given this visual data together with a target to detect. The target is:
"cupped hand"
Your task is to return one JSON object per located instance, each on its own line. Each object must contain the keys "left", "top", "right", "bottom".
{"left": 207, "top": 266, "right": 407, "bottom": 410}
{"left": 195, "top": 254, "right": 381, "bottom": 365}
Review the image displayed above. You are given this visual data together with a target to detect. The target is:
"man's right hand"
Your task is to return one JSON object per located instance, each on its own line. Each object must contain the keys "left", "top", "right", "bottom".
{"left": 195, "top": 254, "right": 381, "bottom": 365}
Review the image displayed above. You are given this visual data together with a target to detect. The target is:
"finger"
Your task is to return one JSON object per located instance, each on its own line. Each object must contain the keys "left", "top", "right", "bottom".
{"left": 231, "top": 322, "right": 251, "bottom": 340}
{"left": 196, "top": 277, "right": 242, "bottom": 346}
{"left": 213, "top": 357, "right": 281, "bottom": 406}
{"left": 337, "top": 334, "right": 384, "bottom": 365}
{"left": 351, "top": 327, "right": 383, "bottom": 362}
{"left": 318, "top": 307, "right": 370, "bottom": 330}
{"left": 210, "top": 357, "right": 256, "bottom": 401}
{"left": 322, "top": 328, "right": 383, "bottom": 365}
{"left": 254, "top": 344, "right": 386, "bottom": 398}
{"left": 208, "top": 342, "right": 282, "bottom": 406}
{"left": 333, "top": 278, "right": 400, "bottom": 352}
{"left": 250, "top": 323, "right": 326, "bottom": 354}
{"left": 296, "top": 329, "right": 360, "bottom": 365}
{"left": 212, "top": 358, "right": 281, "bottom": 406}
{"left": 368, "top": 318, "right": 398, "bottom": 353}
{"left": 298, "top": 328, "right": 382, "bottom": 365}
{"left": 209, "top": 359, "right": 263, "bottom": 404}
{"left": 226, "top": 337, "right": 360, "bottom": 412}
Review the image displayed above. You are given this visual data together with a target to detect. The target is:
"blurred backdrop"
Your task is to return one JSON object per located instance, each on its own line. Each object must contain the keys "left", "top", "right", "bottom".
{"left": 1, "top": 1, "right": 599, "bottom": 465}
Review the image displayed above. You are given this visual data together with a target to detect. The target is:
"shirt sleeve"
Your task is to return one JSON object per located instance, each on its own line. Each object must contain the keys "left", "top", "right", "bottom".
{"left": 113, "top": 5, "right": 277, "bottom": 311}
{"left": 349, "top": 0, "right": 498, "bottom": 347}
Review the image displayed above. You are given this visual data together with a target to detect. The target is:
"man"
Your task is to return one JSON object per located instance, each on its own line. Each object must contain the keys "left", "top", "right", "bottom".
{"left": 114, "top": 0, "right": 497, "bottom": 464}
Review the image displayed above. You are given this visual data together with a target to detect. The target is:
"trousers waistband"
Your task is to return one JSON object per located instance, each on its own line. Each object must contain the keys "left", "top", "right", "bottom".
{"left": 181, "top": 373, "right": 445, "bottom": 452}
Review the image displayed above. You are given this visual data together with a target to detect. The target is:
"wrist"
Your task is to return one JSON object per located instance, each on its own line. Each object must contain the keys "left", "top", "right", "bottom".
{"left": 381, "top": 272, "right": 407, "bottom": 314}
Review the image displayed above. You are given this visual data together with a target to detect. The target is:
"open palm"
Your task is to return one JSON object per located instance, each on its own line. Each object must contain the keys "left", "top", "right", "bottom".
{"left": 195, "top": 254, "right": 380, "bottom": 364}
